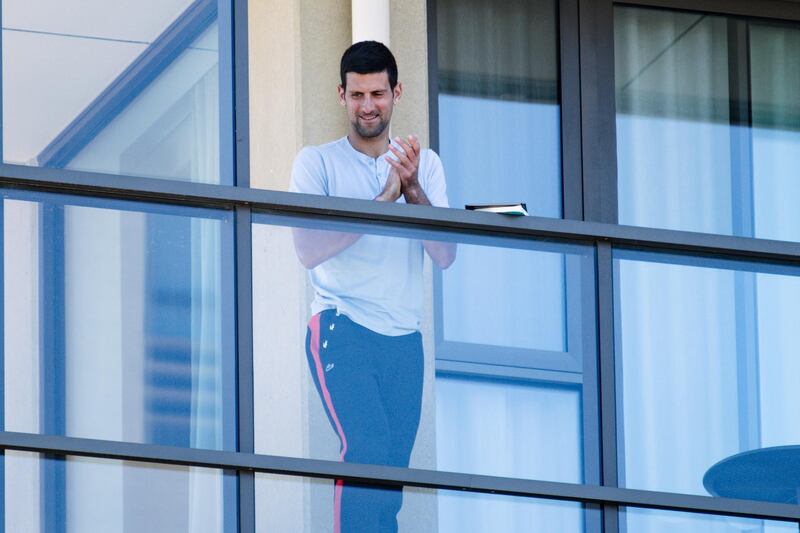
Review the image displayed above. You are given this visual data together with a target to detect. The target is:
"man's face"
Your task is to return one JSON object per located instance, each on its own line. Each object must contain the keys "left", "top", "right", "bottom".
{"left": 338, "top": 71, "right": 401, "bottom": 140}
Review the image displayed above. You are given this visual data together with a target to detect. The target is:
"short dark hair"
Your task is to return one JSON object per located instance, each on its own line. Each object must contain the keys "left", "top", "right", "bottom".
{"left": 340, "top": 41, "right": 398, "bottom": 90}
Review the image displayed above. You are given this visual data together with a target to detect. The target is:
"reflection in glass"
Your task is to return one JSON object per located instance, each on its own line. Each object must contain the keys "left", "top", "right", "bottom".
{"left": 4, "top": 451, "right": 235, "bottom": 533}
{"left": 436, "top": 376, "right": 582, "bottom": 482}
{"left": 441, "top": 245, "right": 566, "bottom": 351}
{"left": 750, "top": 23, "right": 800, "bottom": 242}
{"left": 437, "top": 0, "right": 562, "bottom": 216}
{"left": 615, "top": 250, "right": 800, "bottom": 500}
{"left": 3, "top": 192, "right": 236, "bottom": 449}
{"left": 615, "top": 7, "right": 800, "bottom": 240}
{"left": 256, "top": 474, "right": 585, "bottom": 533}
{"left": 253, "top": 215, "right": 595, "bottom": 530}
{"left": 622, "top": 508, "right": 797, "bottom": 533}
{"left": 2, "top": 0, "right": 230, "bottom": 184}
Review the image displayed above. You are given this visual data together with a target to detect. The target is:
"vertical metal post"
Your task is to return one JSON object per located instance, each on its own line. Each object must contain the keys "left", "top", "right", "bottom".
{"left": 578, "top": 0, "right": 618, "bottom": 224}
{"left": 39, "top": 203, "right": 66, "bottom": 533}
{"left": 232, "top": 0, "right": 254, "bottom": 522}
{"left": 728, "top": 18, "right": 755, "bottom": 239}
{"left": 727, "top": 18, "right": 762, "bottom": 454}
{"left": 218, "top": 0, "right": 236, "bottom": 186}
{"left": 559, "top": 0, "right": 584, "bottom": 220}
{"left": 220, "top": 207, "right": 239, "bottom": 533}
{"left": 426, "top": 0, "right": 441, "bottom": 154}
{"left": 236, "top": 206, "right": 255, "bottom": 533}
{"left": 597, "top": 241, "right": 620, "bottom": 533}
{"left": 233, "top": 0, "right": 251, "bottom": 188}
{"left": 578, "top": 248, "right": 602, "bottom": 533}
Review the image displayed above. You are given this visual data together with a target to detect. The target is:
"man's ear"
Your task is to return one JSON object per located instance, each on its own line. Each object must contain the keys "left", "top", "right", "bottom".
{"left": 337, "top": 84, "right": 346, "bottom": 106}
{"left": 393, "top": 82, "right": 403, "bottom": 103}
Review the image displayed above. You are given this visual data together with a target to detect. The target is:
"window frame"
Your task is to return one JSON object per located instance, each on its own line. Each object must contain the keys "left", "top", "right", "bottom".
{"left": 0, "top": 0, "right": 799, "bottom": 531}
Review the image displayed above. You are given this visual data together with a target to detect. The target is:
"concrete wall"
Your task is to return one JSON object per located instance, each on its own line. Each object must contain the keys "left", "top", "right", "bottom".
{"left": 248, "top": 0, "right": 350, "bottom": 191}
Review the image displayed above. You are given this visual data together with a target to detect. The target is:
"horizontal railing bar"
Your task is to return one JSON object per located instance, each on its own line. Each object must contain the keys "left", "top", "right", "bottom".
{"left": 1, "top": 163, "right": 800, "bottom": 265}
{"left": 0, "top": 432, "right": 798, "bottom": 522}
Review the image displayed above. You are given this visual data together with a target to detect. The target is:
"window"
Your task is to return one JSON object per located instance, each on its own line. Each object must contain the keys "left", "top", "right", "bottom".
{"left": 435, "top": 0, "right": 563, "bottom": 217}
{"left": 2, "top": 0, "right": 233, "bottom": 184}
{"left": 615, "top": 6, "right": 800, "bottom": 241}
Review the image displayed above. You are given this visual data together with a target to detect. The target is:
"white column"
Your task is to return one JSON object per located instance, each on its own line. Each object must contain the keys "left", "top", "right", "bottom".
{"left": 351, "top": 0, "right": 390, "bottom": 45}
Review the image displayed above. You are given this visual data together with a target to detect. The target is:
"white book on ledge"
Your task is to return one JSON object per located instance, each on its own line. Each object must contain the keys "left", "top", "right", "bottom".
{"left": 465, "top": 203, "right": 529, "bottom": 216}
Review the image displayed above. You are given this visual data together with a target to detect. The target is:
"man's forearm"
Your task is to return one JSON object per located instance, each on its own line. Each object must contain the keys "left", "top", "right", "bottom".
{"left": 292, "top": 227, "right": 362, "bottom": 269}
{"left": 423, "top": 240, "right": 457, "bottom": 269}
{"left": 401, "top": 184, "right": 457, "bottom": 269}
{"left": 402, "top": 183, "right": 430, "bottom": 206}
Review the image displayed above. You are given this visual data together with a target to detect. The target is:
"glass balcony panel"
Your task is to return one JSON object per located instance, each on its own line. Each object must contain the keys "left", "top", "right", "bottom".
{"left": 622, "top": 508, "right": 797, "bottom": 533}
{"left": 3, "top": 451, "right": 237, "bottom": 533}
{"left": 2, "top": 191, "right": 236, "bottom": 449}
{"left": 252, "top": 214, "right": 597, "bottom": 492}
{"left": 615, "top": 249, "right": 800, "bottom": 501}
{"left": 256, "top": 473, "right": 587, "bottom": 533}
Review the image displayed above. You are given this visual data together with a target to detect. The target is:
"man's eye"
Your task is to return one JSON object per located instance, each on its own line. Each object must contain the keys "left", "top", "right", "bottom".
{"left": 373, "top": 92, "right": 385, "bottom": 97}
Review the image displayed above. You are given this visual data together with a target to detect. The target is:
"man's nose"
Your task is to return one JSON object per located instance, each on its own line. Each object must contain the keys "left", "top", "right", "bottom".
{"left": 361, "top": 95, "right": 376, "bottom": 112}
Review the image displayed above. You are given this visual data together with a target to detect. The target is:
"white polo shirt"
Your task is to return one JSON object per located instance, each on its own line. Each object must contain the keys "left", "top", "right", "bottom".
{"left": 290, "top": 136, "right": 449, "bottom": 336}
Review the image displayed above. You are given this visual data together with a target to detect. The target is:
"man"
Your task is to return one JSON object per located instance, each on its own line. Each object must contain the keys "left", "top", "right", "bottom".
{"left": 289, "top": 41, "right": 455, "bottom": 532}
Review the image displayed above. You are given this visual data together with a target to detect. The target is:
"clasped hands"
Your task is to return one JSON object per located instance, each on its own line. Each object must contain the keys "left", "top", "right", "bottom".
{"left": 376, "top": 135, "right": 426, "bottom": 204}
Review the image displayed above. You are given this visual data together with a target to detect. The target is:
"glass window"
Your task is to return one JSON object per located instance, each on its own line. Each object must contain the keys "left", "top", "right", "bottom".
{"left": 2, "top": 0, "right": 232, "bottom": 184}
{"left": 3, "top": 191, "right": 236, "bottom": 449}
{"left": 4, "top": 451, "right": 237, "bottom": 533}
{"left": 615, "top": 249, "right": 800, "bottom": 500}
{"left": 437, "top": 0, "right": 562, "bottom": 216}
{"left": 251, "top": 214, "right": 597, "bottom": 510}
{"left": 615, "top": 6, "right": 800, "bottom": 241}
{"left": 256, "top": 474, "right": 587, "bottom": 532}
{"left": 622, "top": 507, "right": 797, "bottom": 533}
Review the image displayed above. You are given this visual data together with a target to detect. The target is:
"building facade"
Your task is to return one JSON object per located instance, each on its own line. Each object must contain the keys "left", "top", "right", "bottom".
{"left": 1, "top": 0, "right": 800, "bottom": 531}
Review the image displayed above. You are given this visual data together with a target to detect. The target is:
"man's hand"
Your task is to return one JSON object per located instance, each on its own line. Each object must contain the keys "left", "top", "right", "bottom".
{"left": 385, "top": 135, "right": 456, "bottom": 268}
{"left": 375, "top": 166, "right": 401, "bottom": 202}
{"left": 386, "top": 135, "right": 428, "bottom": 205}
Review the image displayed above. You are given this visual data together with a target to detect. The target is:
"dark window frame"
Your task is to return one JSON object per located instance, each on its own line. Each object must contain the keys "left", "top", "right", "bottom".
{"left": 0, "top": 0, "right": 798, "bottom": 531}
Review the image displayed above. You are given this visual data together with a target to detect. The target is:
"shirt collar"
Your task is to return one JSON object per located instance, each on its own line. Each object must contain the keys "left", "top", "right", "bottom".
{"left": 341, "top": 136, "right": 392, "bottom": 163}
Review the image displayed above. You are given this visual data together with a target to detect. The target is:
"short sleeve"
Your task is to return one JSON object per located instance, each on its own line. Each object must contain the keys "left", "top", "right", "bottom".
{"left": 289, "top": 146, "right": 328, "bottom": 196}
{"left": 420, "top": 149, "right": 449, "bottom": 208}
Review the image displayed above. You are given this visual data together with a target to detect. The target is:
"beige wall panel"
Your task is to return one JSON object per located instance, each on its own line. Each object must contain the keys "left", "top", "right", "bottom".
{"left": 391, "top": 0, "right": 430, "bottom": 147}
{"left": 299, "top": 0, "right": 351, "bottom": 148}
{"left": 248, "top": 0, "right": 302, "bottom": 190}
{"left": 249, "top": 0, "right": 351, "bottom": 189}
